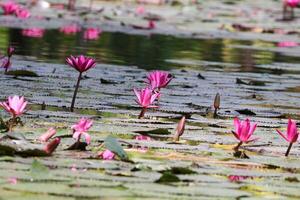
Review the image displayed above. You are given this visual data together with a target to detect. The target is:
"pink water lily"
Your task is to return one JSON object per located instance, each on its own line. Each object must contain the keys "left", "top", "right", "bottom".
{"left": 66, "top": 55, "right": 96, "bottom": 111}
{"left": 22, "top": 28, "right": 44, "bottom": 38}
{"left": 284, "top": 0, "right": 299, "bottom": 7}
{"left": 72, "top": 118, "right": 93, "bottom": 144}
{"left": 39, "top": 127, "right": 56, "bottom": 142}
{"left": 145, "top": 70, "right": 172, "bottom": 90}
{"left": 15, "top": 8, "right": 30, "bottom": 19}
{"left": 66, "top": 55, "right": 96, "bottom": 73}
{"left": 99, "top": 149, "right": 115, "bottom": 160}
{"left": 83, "top": 28, "right": 101, "bottom": 40}
{"left": 276, "top": 119, "right": 299, "bottom": 156}
{"left": 232, "top": 117, "right": 258, "bottom": 151}
{"left": 135, "top": 135, "right": 152, "bottom": 141}
{"left": 0, "top": 96, "right": 27, "bottom": 118}
{"left": 60, "top": 24, "right": 80, "bottom": 35}
{"left": 277, "top": 41, "right": 298, "bottom": 47}
{"left": 1, "top": 1, "right": 19, "bottom": 15}
{"left": 134, "top": 87, "right": 160, "bottom": 119}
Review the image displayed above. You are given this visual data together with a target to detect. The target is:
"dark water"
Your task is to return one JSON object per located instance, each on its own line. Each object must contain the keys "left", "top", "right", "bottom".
{"left": 1, "top": 28, "right": 300, "bottom": 71}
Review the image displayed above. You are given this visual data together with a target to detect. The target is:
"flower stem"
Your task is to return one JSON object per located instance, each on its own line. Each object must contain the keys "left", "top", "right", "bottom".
{"left": 234, "top": 141, "right": 243, "bottom": 151}
{"left": 285, "top": 142, "right": 293, "bottom": 157}
{"left": 8, "top": 116, "right": 16, "bottom": 132}
{"left": 70, "top": 72, "right": 82, "bottom": 112}
{"left": 213, "top": 108, "right": 218, "bottom": 118}
{"left": 138, "top": 108, "right": 147, "bottom": 119}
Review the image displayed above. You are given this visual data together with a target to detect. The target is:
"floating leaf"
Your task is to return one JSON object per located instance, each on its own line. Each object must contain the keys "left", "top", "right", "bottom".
{"left": 104, "top": 135, "right": 129, "bottom": 161}
{"left": 155, "top": 172, "right": 180, "bottom": 183}
{"left": 6, "top": 70, "right": 38, "bottom": 77}
{"left": 135, "top": 128, "right": 172, "bottom": 135}
{"left": 235, "top": 109, "right": 256, "bottom": 116}
{"left": 161, "top": 167, "right": 197, "bottom": 175}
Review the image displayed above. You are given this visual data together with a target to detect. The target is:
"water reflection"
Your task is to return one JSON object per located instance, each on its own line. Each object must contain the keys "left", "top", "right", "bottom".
{"left": 0, "top": 28, "right": 299, "bottom": 71}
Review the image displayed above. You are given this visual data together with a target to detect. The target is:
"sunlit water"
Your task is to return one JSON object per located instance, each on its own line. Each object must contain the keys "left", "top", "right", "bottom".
{"left": 0, "top": 28, "right": 300, "bottom": 72}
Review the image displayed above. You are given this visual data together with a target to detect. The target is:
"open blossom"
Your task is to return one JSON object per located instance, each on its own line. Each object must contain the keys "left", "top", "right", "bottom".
{"left": 276, "top": 119, "right": 299, "bottom": 143}
{"left": 66, "top": 55, "right": 96, "bottom": 73}
{"left": 134, "top": 88, "right": 160, "bottom": 108}
{"left": 22, "top": 28, "right": 44, "bottom": 38}
{"left": 233, "top": 118, "right": 257, "bottom": 143}
{"left": 15, "top": 8, "right": 30, "bottom": 19}
{"left": 0, "top": 96, "right": 27, "bottom": 117}
{"left": 83, "top": 28, "right": 101, "bottom": 40}
{"left": 72, "top": 118, "right": 93, "bottom": 144}
{"left": 284, "top": 0, "right": 299, "bottom": 7}
{"left": 60, "top": 24, "right": 81, "bottom": 35}
{"left": 39, "top": 127, "right": 56, "bottom": 142}
{"left": 1, "top": 1, "right": 19, "bottom": 15}
{"left": 146, "top": 71, "right": 172, "bottom": 90}
{"left": 99, "top": 149, "right": 115, "bottom": 160}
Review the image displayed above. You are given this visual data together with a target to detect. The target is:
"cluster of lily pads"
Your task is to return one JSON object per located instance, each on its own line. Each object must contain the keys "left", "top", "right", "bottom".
{"left": 0, "top": 48, "right": 299, "bottom": 159}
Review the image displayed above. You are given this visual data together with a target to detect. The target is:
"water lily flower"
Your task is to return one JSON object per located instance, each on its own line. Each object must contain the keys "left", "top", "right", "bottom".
{"left": 22, "top": 28, "right": 45, "bottom": 38}
{"left": 72, "top": 118, "right": 93, "bottom": 144}
{"left": 60, "top": 24, "right": 80, "bottom": 35}
{"left": 283, "top": 0, "right": 299, "bottom": 20}
{"left": 0, "top": 96, "right": 27, "bottom": 118}
{"left": 1, "top": 1, "right": 19, "bottom": 15}
{"left": 83, "top": 28, "right": 101, "bottom": 40}
{"left": 7, "top": 177, "right": 17, "bottom": 185}
{"left": 145, "top": 70, "right": 172, "bottom": 90}
{"left": 232, "top": 117, "right": 258, "bottom": 151}
{"left": 135, "top": 135, "right": 151, "bottom": 141}
{"left": 44, "top": 137, "right": 61, "bottom": 154}
{"left": 173, "top": 116, "right": 186, "bottom": 141}
{"left": 99, "top": 149, "right": 115, "bottom": 160}
{"left": 66, "top": 55, "right": 96, "bottom": 111}
{"left": 277, "top": 41, "right": 298, "bottom": 47}
{"left": 15, "top": 8, "right": 30, "bottom": 19}
{"left": 7, "top": 46, "right": 14, "bottom": 58}
{"left": 276, "top": 119, "right": 299, "bottom": 157}
{"left": 148, "top": 20, "right": 156, "bottom": 29}
{"left": 284, "top": 0, "right": 299, "bottom": 7}
{"left": 135, "top": 5, "right": 145, "bottom": 15}
{"left": 38, "top": 127, "right": 56, "bottom": 142}
{"left": 228, "top": 175, "right": 249, "bottom": 182}
{"left": 135, "top": 135, "right": 152, "bottom": 152}
{"left": 133, "top": 87, "right": 160, "bottom": 119}
{"left": 1, "top": 57, "right": 11, "bottom": 72}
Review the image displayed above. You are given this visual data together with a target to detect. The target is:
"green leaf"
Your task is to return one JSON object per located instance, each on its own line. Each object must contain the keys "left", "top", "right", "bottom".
{"left": 6, "top": 70, "right": 38, "bottom": 77}
{"left": 155, "top": 172, "right": 180, "bottom": 183}
{"left": 30, "top": 159, "right": 49, "bottom": 178}
{"left": 164, "top": 167, "right": 197, "bottom": 175}
{"left": 104, "top": 135, "right": 129, "bottom": 161}
{"left": 135, "top": 128, "right": 172, "bottom": 135}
